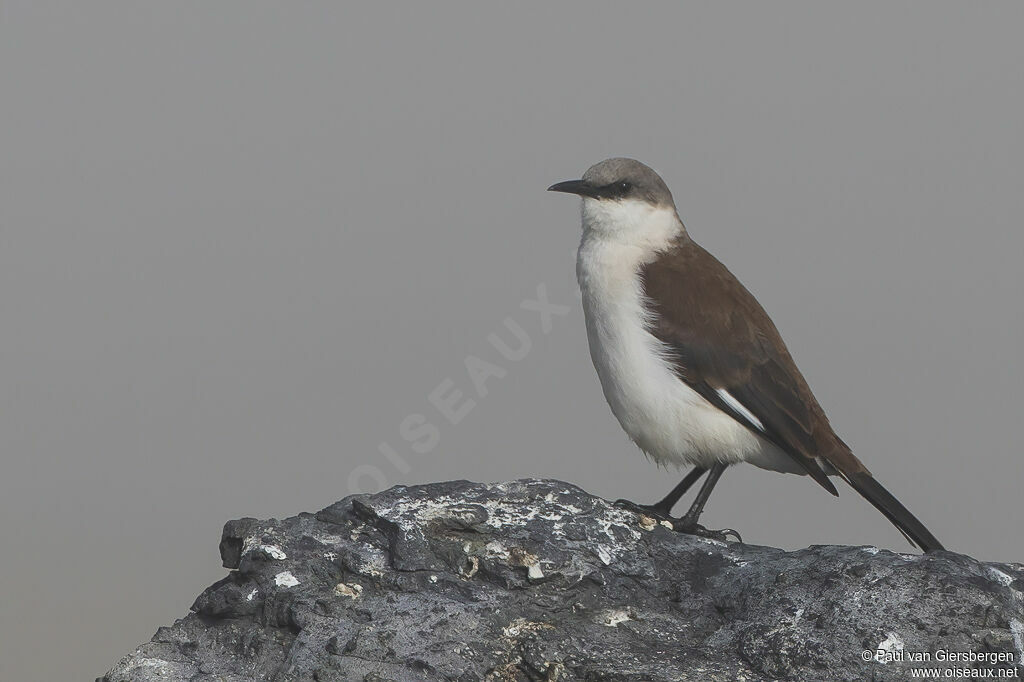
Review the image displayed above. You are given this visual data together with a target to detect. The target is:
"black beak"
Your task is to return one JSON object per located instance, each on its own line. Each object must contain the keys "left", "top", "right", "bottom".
{"left": 547, "top": 179, "right": 599, "bottom": 198}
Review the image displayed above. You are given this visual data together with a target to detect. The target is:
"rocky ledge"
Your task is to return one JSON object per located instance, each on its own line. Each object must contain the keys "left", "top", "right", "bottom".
{"left": 100, "top": 479, "right": 1023, "bottom": 681}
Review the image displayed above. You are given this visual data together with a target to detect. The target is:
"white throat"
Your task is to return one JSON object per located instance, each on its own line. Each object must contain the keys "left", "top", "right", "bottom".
{"left": 580, "top": 197, "right": 683, "bottom": 251}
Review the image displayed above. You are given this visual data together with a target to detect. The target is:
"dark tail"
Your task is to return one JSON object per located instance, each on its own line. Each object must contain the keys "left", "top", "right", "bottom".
{"left": 843, "top": 473, "right": 946, "bottom": 552}
{"left": 845, "top": 472, "right": 945, "bottom": 552}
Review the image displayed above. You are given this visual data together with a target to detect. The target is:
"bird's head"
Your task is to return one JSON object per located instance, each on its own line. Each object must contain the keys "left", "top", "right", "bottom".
{"left": 548, "top": 158, "right": 681, "bottom": 240}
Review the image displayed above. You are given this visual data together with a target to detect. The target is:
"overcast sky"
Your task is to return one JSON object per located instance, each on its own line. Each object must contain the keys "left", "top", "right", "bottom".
{"left": 2, "top": 3, "right": 1023, "bottom": 680}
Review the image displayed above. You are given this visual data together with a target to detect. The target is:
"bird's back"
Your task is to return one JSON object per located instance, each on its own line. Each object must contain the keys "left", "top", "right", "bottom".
{"left": 640, "top": 238, "right": 870, "bottom": 477}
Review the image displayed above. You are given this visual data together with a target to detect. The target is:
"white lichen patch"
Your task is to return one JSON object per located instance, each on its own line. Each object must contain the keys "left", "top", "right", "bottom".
{"left": 348, "top": 550, "right": 387, "bottom": 578}
{"left": 246, "top": 587, "right": 259, "bottom": 602}
{"left": 1009, "top": 619, "right": 1024, "bottom": 665}
{"left": 312, "top": 532, "right": 346, "bottom": 546}
{"left": 694, "top": 536, "right": 727, "bottom": 548}
{"left": 242, "top": 537, "right": 287, "bottom": 560}
{"left": 659, "top": 519, "right": 674, "bottom": 530}
{"left": 484, "top": 540, "right": 511, "bottom": 561}
{"left": 988, "top": 566, "right": 1015, "bottom": 587}
{"left": 874, "top": 632, "right": 904, "bottom": 664}
{"left": 862, "top": 546, "right": 880, "bottom": 555}
{"left": 477, "top": 540, "right": 545, "bottom": 578}
{"left": 502, "top": 618, "right": 553, "bottom": 638}
{"left": 347, "top": 524, "right": 367, "bottom": 541}
{"left": 262, "top": 544, "right": 287, "bottom": 560}
{"left": 115, "top": 657, "right": 193, "bottom": 678}
{"left": 596, "top": 515, "right": 642, "bottom": 544}
{"left": 364, "top": 485, "right": 643, "bottom": 569}
{"left": 600, "top": 608, "right": 632, "bottom": 627}
{"left": 334, "top": 582, "right": 363, "bottom": 599}
{"left": 595, "top": 544, "right": 613, "bottom": 565}
{"left": 274, "top": 571, "right": 300, "bottom": 588}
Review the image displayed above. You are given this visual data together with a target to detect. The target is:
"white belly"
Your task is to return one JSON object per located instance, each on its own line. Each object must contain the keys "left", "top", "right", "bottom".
{"left": 576, "top": 234, "right": 801, "bottom": 474}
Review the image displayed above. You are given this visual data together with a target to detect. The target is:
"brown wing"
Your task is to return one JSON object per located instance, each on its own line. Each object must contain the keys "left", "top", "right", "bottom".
{"left": 641, "top": 240, "right": 868, "bottom": 495}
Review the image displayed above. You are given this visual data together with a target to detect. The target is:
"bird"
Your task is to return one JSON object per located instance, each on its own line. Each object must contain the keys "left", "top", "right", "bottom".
{"left": 548, "top": 157, "right": 944, "bottom": 552}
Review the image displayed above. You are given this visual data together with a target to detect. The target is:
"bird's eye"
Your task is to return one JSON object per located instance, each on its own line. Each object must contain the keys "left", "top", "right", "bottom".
{"left": 618, "top": 181, "right": 631, "bottom": 192}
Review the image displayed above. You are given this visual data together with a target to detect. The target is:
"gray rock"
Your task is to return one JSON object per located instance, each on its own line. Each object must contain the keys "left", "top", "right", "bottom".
{"left": 100, "top": 479, "right": 1024, "bottom": 681}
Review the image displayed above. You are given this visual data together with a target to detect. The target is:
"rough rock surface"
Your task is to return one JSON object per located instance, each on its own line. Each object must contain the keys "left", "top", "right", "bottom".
{"left": 101, "top": 479, "right": 1024, "bottom": 681}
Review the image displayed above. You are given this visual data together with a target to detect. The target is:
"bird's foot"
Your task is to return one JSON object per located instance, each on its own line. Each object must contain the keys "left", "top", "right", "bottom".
{"left": 672, "top": 520, "right": 743, "bottom": 543}
{"left": 614, "top": 499, "right": 742, "bottom": 542}
{"left": 613, "top": 498, "right": 674, "bottom": 522}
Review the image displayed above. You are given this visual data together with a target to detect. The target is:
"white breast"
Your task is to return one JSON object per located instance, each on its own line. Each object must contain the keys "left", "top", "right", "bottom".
{"left": 575, "top": 199, "right": 800, "bottom": 473}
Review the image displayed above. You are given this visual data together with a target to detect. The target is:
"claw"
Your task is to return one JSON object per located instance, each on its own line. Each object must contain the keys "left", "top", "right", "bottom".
{"left": 722, "top": 527, "right": 743, "bottom": 543}
{"left": 673, "top": 522, "right": 743, "bottom": 543}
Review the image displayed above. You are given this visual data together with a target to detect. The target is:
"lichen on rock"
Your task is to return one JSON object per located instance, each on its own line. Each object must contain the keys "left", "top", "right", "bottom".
{"left": 100, "top": 479, "right": 1024, "bottom": 681}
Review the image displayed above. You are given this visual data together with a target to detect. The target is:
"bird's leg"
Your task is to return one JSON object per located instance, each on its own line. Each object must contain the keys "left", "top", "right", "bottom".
{"left": 672, "top": 462, "right": 742, "bottom": 542}
{"left": 615, "top": 466, "right": 707, "bottom": 519}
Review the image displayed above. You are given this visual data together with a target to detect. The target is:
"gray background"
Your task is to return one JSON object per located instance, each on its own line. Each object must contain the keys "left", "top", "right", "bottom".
{"left": 2, "top": 3, "right": 1022, "bottom": 680}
